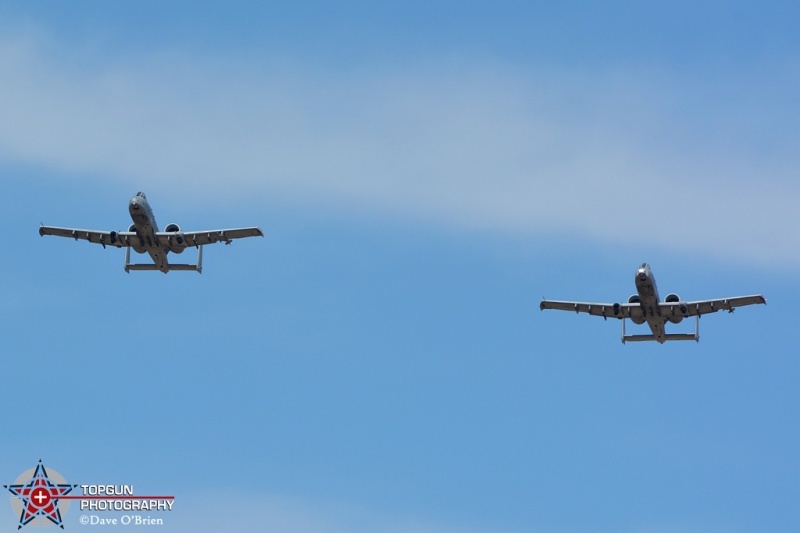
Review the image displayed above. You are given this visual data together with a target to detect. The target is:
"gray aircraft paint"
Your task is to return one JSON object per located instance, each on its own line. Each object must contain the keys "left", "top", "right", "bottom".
{"left": 39, "top": 193, "right": 263, "bottom": 273}
{"left": 540, "top": 264, "right": 766, "bottom": 343}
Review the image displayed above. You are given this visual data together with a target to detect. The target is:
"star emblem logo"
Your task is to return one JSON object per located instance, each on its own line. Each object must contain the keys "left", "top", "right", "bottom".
{"left": 5, "top": 460, "right": 76, "bottom": 529}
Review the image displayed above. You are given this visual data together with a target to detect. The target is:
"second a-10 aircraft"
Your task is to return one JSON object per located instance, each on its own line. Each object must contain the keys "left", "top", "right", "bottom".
{"left": 540, "top": 263, "right": 766, "bottom": 343}
{"left": 40, "top": 192, "right": 263, "bottom": 273}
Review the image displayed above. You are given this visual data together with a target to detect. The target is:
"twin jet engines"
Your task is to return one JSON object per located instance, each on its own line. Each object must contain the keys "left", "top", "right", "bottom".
{"left": 625, "top": 293, "right": 688, "bottom": 324}
{"left": 112, "top": 223, "right": 187, "bottom": 255}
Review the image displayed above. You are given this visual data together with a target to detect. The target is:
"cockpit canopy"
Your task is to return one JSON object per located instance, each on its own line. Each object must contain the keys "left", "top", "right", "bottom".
{"left": 135, "top": 191, "right": 147, "bottom": 199}
{"left": 640, "top": 262, "right": 649, "bottom": 269}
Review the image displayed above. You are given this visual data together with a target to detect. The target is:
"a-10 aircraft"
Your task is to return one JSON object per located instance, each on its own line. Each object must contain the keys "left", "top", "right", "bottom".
{"left": 39, "top": 192, "right": 263, "bottom": 273}
{"left": 540, "top": 263, "right": 766, "bottom": 343}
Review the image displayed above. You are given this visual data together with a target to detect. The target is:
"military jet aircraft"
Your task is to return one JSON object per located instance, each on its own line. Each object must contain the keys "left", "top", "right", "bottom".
{"left": 39, "top": 192, "right": 263, "bottom": 273}
{"left": 539, "top": 263, "right": 765, "bottom": 343}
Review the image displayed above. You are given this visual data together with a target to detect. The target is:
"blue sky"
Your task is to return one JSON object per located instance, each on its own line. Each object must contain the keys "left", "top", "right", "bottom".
{"left": 0, "top": 2, "right": 798, "bottom": 532}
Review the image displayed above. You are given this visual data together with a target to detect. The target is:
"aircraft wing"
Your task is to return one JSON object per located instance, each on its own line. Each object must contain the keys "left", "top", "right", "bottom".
{"left": 659, "top": 295, "right": 766, "bottom": 318}
{"left": 39, "top": 226, "right": 135, "bottom": 248}
{"left": 539, "top": 299, "right": 644, "bottom": 321}
{"left": 158, "top": 227, "right": 264, "bottom": 247}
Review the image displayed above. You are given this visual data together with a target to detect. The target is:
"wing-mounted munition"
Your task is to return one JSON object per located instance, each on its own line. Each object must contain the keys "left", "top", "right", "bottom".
{"left": 539, "top": 263, "right": 766, "bottom": 343}
{"left": 39, "top": 192, "right": 263, "bottom": 273}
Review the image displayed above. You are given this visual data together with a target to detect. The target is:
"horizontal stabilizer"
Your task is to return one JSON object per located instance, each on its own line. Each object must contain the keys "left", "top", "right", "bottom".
{"left": 160, "top": 264, "right": 202, "bottom": 271}
{"left": 623, "top": 333, "right": 699, "bottom": 343}
{"left": 124, "top": 263, "right": 161, "bottom": 271}
{"left": 621, "top": 315, "right": 699, "bottom": 344}
{"left": 124, "top": 244, "right": 203, "bottom": 273}
{"left": 124, "top": 263, "right": 201, "bottom": 272}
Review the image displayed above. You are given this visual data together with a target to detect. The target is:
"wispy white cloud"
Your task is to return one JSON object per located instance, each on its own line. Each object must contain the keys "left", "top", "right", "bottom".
{"left": 1, "top": 32, "right": 798, "bottom": 266}
{"left": 152, "top": 491, "right": 524, "bottom": 533}
{"left": 120, "top": 490, "right": 719, "bottom": 533}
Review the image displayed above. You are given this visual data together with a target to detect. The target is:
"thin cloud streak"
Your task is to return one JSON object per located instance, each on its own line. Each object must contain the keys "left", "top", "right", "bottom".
{"left": 157, "top": 491, "right": 712, "bottom": 533}
{"left": 167, "top": 491, "right": 530, "bottom": 533}
{"left": 0, "top": 34, "right": 797, "bottom": 267}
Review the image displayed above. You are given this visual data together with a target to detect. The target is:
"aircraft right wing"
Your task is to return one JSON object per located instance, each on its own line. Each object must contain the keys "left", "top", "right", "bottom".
{"left": 39, "top": 226, "right": 135, "bottom": 248}
{"left": 158, "top": 227, "right": 264, "bottom": 247}
{"left": 540, "top": 300, "right": 644, "bottom": 322}
{"left": 659, "top": 295, "right": 766, "bottom": 317}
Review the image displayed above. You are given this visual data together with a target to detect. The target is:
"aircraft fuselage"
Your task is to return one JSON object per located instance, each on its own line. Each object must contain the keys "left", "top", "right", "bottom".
{"left": 634, "top": 263, "right": 667, "bottom": 342}
{"left": 129, "top": 193, "right": 169, "bottom": 273}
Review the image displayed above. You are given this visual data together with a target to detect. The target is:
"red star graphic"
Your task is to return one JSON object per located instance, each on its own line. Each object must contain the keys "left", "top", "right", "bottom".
{"left": 6, "top": 461, "right": 75, "bottom": 529}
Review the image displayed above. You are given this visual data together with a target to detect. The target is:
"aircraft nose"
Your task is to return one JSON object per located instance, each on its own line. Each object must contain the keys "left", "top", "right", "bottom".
{"left": 638, "top": 270, "right": 647, "bottom": 281}
{"left": 130, "top": 198, "right": 139, "bottom": 211}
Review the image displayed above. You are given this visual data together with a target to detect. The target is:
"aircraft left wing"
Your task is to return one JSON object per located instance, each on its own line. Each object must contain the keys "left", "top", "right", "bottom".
{"left": 659, "top": 295, "right": 766, "bottom": 318}
{"left": 539, "top": 300, "right": 642, "bottom": 321}
{"left": 156, "top": 227, "right": 263, "bottom": 247}
{"left": 39, "top": 226, "right": 135, "bottom": 248}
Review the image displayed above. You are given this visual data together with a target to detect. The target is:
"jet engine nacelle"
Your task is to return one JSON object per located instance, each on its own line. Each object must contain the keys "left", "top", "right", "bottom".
{"left": 164, "top": 223, "right": 186, "bottom": 254}
{"left": 627, "top": 294, "right": 645, "bottom": 324}
{"left": 128, "top": 224, "right": 145, "bottom": 254}
{"left": 665, "top": 293, "right": 688, "bottom": 323}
